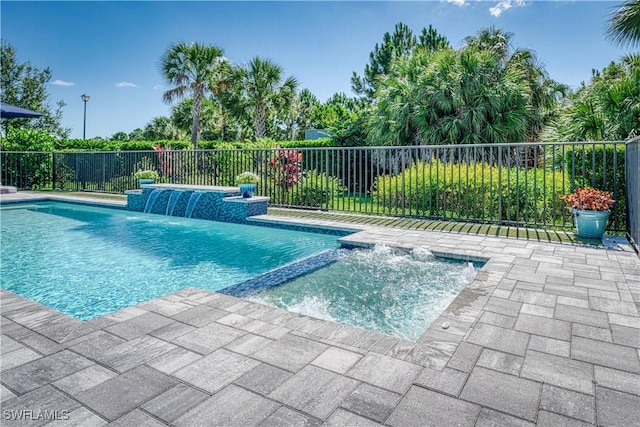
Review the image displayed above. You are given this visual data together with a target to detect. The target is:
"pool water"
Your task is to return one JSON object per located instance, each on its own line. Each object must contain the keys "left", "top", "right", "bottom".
{"left": 0, "top": 202, "right": 338, "bottom": 319}
{"left": 248, "top": 245, "right": 479, "bottom": 341}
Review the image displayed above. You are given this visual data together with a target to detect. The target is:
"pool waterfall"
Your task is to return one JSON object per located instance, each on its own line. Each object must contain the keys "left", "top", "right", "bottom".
{"left": 126, "top": 184, "right": 269, "bottom": 223}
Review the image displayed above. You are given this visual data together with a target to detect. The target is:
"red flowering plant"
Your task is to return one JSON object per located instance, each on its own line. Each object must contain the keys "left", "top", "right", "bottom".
{"left": 268, "top": 149, "right": 303, "bottom": 189}
{"left": 153, "top": 145, "right": 172, "bottom": 178}
{"left": 561, "top": 187, "right": 615, "bottom": 212}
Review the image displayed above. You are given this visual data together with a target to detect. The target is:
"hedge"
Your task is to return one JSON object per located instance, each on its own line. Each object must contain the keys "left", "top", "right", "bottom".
{"left": 373, "top": 160, "right": 570, "bottom": 226}
{"left": 54, "top": 139, "right": 191, "bottom": 151}
{"left": 198, "top": 138, "right": 334, "bottom": 150}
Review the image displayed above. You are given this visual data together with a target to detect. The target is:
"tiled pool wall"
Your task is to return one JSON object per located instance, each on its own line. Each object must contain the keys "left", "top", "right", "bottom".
{"left": 221, "top": 248, "right": 348, "bottom": 298}
{"left": 126, "top": 185, "right": 269, "bottom": 223}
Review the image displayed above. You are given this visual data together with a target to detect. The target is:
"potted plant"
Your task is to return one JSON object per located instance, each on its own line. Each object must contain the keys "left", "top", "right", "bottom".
{"left": 561, "top": 187, "right": 615, "bottom": 238}
{"left": 236, "top": 172, "right": 259, "bottom": 198}
{"left": 134, "top": 170, "right": 160, "bottom": 186}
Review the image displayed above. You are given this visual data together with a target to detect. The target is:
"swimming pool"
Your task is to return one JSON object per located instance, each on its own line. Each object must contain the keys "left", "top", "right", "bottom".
{"left": 0, "top": 202, "right": 339, "bottom": 319}
{"left": 247, "top": 245, "right": 480, "bottom": 341}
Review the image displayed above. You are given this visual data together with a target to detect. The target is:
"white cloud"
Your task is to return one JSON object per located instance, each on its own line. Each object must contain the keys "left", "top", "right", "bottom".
{"left": 489, "top": 0, "right": 525, "bottom": 17}
{"left": 446, "top": 0, "right": 467, "bottom": 5}
{"left": 114, "top": 81, "right": 138, "bottom": 88}
{"left": 51, "top": 79, "right": 75, "bottom": 87}
{"left": 153, "top": 85, "right": 160, "bottom": 90}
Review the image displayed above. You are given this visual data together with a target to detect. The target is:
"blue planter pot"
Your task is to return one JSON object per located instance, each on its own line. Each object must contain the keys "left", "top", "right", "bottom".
{"left": 139, "top": 179, "right": 155, "bottom": 186}
{"left": 574, "top": 209, "right": 610, "bottom": 238}
{"left": 239, "top": 183, "right": 257, "bottom": 198}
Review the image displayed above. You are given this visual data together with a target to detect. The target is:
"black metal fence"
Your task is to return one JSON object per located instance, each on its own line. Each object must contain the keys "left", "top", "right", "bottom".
{"left": 627, "top": 138, "right": 639, "bottom": 251}
{"left": 0, "top": 141, "right": 628, "bottom": 232}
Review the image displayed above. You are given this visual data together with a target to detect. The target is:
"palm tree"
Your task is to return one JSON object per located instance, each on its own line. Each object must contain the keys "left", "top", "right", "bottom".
{"left": 464, "top": 26, "right": 514, "bottom": 64}
{"left": 608, "top": 0, "right": 640, "bottom": 48}
{"left": 143, "top": 116, "right": 185, "bottom": 141}
{"left": 368, "top": 46, "right": 530, "bottom": 147}
{"left": 160, "top": 42, "right": 225, "bottom": 148}
{"left": 223, "top": 57, "right": 298, "bottom": 139}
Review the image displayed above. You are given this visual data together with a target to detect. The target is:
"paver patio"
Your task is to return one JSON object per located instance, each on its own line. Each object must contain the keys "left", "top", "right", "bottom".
{"left": 1, "top": 192, "right": 639, "bottom": 426}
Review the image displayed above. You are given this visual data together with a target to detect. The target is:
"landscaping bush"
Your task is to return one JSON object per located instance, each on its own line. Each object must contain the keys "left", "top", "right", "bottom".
{"left": 55, "top": 139, "right": 191, "bottom": 151}
{"left": 373, "top": 161, "right": 569, "bottom": 226}
{"left": 0, "top": 128, "right": 55, "bottom": 189}
{"left": 287, "top": 172, "right": 346, "bottom": 208}
{"left": 198, "top": 138, "right": 334, "bottom": 150}
{"left": 107, "top": 175, "right": 138, "bottom": 193}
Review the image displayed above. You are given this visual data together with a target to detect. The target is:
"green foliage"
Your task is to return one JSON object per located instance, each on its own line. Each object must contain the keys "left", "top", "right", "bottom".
{"left": 280, "top": 138, "right": 334, "bottom": 148}
{"left": 128, "top": 128, "right": 145, "bottom": 141}
{"left": 110, "top": 131, "right": 129, "bottom": 142}
{"left": 372, "top": 161, "right": 568, "bottom": 225}
{"left": 351, "top": 22, "right": 449, "bottom": 99}
{"left": 107, "top": 176, "right": 137, "bottom": 193}
{"left": 0, "top": 41, "right": 70, "bottom": 138}
{"left": 287, "top": 172, "right": 346, "bottom": 208}
{"left": 143, "top": 116, "right": 186, "bottom": 141}
{"left": 608, "top": 0, "right": 640, "bottom": 48}
{"left": 368, "top": 47, "right": 530, "bottom": 146}
{"left": 366, "top": 26, "right": 563, "bottom": 146}
{"left": 235, "top": 171, "right": 259, "bottom": 184}
{"left": 0, "top": 128, "right": 55, "bottom": 189}
{"left": 197, "top": 138, "right": 334, "bottom": 150}
{"left": 220, "top": 57, "right": 298, "bottom": 140}
{"left": 53, "top": 139, "right": 191, "bottom": 151}
{"left": 0, "top": 127, "right": 56, "bottom": 151}
{"left": 134, "top": 170, "right": 160, "bottom": 180}
{"left": 160, "top": 41, "right": 227, "bottom": 148}
{"left": 544, "top": 55, "right": 640, "bottom": 142}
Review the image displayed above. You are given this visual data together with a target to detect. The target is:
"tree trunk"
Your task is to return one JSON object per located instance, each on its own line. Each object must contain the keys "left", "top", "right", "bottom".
{"left": 254, "top": 103, "right": 266, "bottom": 139}
{"left": 191, "top": 89, "right": 203, "bottom": 149}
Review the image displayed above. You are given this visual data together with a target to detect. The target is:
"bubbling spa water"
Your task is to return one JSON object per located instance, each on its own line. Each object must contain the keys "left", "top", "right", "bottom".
{"left": 248, "top": 245, "right": 479, "bottom": 341}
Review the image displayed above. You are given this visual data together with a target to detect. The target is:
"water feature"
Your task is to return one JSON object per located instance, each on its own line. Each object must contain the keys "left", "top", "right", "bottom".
{"left": 247, "top": 245, "right": 481, "bottom": 341}
{"left": 126, "top": 184, "right": 269, "bottom": 223}
{"left": 143, "top": 189, "right": 162, "bottom": 213}
{"left": 185, "top": 191, "right": 205, "bottom": 218}
{"left": 166, "top": 190, "right": 183, "bottom": 216}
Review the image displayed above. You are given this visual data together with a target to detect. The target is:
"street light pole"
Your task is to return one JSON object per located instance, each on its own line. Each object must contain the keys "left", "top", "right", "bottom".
{"left": 81, "top": 94, "right": 90, "bottom": 139}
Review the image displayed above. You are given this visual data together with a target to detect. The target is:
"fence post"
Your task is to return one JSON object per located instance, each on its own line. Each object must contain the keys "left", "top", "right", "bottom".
{"left": 52, "top": 152, "right": 56, "bottom": 191}
{"left": 498, "top": 146, "right": 503, "bottom": 225}
{"left": 626, "top": 137, "right": 639, "bottom": 254}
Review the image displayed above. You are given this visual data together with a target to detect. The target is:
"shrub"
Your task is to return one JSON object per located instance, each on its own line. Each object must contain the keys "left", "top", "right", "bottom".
{"left": 0, "top": 128, "right": 55, "bottom": 189}
{"left": 373, "top": 160, "right": 568, "bottom": 225}
{"left": 107, "top": 176, "right": 137, "bottom": 193}
{"left": 268, "top": 149, "right": 303, "bottom": 189}
{"left": 197, "top": 138, "right": 334, "bottom": 150}
{"left": 0, "top": 128, "right": 56, "bottom": 151}
{"left": 287, "top": 172, "right": 346, "bottom": 208}
{"left": 54, "top": 139, "right": 191, "bottom": 151}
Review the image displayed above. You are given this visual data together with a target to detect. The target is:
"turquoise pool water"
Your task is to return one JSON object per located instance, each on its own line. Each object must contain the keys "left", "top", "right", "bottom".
{"left": 248, "top": 245, "right": 479, "bottom": 341}
{"left": 0, "top": 202, "right": 338, "bottom": 319}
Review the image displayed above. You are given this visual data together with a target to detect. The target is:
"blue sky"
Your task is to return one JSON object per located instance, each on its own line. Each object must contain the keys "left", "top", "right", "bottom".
{"left": 1, "top": 1, "right": 633, "bottom": 139}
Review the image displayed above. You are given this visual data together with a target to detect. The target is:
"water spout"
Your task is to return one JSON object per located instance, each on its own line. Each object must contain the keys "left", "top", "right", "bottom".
{"left": 143, "top": 190, "right": 162, "bottom": 213}
{"left": 185, "top": 191, "right": 205, "bottom": 218}
{"left": 166, "top": 190, "right": 183, "bottom": 216}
